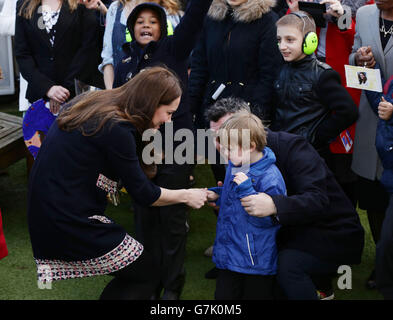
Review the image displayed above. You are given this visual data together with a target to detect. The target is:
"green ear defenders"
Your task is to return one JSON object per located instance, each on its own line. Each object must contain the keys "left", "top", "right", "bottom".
{"left": 290, "top": 11, "right": 318, "bottom": 55}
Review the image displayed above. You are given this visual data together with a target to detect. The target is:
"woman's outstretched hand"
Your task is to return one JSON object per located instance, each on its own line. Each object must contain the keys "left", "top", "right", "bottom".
{"left": 185, "top": 188, "right": 208, "bottom": 209}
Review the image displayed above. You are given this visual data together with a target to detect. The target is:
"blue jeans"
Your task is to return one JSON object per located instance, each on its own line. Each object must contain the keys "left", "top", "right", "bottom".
{"left": 277, "top": 249, "right": 338, "bottom": 300}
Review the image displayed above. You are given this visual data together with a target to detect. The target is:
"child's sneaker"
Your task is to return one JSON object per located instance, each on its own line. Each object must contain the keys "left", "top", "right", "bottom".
{"left": 316, "top": 289, "right": 335, "bottom": 300}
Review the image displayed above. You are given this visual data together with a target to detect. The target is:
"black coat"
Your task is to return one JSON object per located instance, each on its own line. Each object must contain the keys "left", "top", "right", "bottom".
{"left": 188, "top": 0, "right": 283, "bottom": 127}
{"left": 113, "top": 0, "right": 213, "bottom": 133}
{"left": 271, "top": 56, "right": 359, "bottom": 150}
{"left": 15, "top": 1, "right": 99, "bottom": 103}
{"left": 267, "top": 130, "right": 364, "bottom": 265}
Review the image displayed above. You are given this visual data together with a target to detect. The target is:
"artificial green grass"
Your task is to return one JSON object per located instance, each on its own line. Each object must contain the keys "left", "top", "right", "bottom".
{"left": 0, "top": 101, "right": 384, "bottom": 300}
{"left": 0, "top": 159, "right": 218, "bottom": 300}
{"left": 0, "top": 158, "right": 384, "bottom": 300}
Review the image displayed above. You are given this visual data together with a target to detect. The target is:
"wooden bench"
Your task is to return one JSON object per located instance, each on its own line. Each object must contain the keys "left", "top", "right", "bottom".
{"left": 0, "top": 112, "right": 32, "bottom": 172}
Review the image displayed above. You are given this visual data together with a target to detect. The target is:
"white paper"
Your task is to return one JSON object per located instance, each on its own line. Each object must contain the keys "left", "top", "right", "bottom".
{"left": 344, "top": 65, "right": 383, "bottom": 92}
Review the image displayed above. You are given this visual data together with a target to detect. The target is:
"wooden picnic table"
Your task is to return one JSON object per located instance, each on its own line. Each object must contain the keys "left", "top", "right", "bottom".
{"left": 0, "top": 112, "right": 32, "bottom": 171}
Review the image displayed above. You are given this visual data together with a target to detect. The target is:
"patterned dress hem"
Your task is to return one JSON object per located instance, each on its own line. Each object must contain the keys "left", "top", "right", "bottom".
{"left": 35, "top": 234, "right": 144, "bottom": 283}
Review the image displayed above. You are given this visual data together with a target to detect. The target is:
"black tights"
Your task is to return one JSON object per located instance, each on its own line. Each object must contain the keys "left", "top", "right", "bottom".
{"left": 100, "top": 251, "right": 159, "bottom": 300}
{"left": 367, "top": 210, "right": 387, "bottom": 245}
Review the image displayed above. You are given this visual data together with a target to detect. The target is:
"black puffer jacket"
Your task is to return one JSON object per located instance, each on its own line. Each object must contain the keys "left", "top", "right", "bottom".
{"left": 271, "top": 55, "right": 358, "bottom": 150}
{"left": 188, "top": 0, "right": 283, "bottom": 127}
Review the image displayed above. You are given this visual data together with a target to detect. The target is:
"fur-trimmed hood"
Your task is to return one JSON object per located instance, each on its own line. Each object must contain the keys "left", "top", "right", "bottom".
{"left": 208, "top": 0, "right": 276, "bottom": 23}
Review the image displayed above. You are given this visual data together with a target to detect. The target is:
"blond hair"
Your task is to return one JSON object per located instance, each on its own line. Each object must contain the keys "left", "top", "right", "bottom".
{"left": 218, "top": 112, "right": 267, "bottom": 152}
{"left": 276, "top": 11, "right": 316, "bottom": 37}
{"left": 18, "top": 0, "right": 79, "bottom": 20}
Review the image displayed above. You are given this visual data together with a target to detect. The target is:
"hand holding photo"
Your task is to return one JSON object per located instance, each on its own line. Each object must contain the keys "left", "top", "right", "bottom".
{"left": 344, "top": 65, "right": 382, "bottom": 92}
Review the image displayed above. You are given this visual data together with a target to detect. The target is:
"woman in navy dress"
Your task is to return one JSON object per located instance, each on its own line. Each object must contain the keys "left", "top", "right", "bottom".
{"left": 27, "top": 66, "right": 207, "bottom": 299}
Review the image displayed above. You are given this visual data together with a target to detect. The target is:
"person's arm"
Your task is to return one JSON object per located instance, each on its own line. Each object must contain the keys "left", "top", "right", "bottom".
{"left": 79, "top": 0, "right": 108, "bottom": 16}
{"left": 188, "top": 27, "right": 209, "bottom": 116}
{"left": 170, "top": 0, "right": 213, "bottom": 60}
{"left": 349, "top": 8, "right": 376, "bottom": 68}
{"left": 349, "top": 8, "right": 362, "bottom": 66}
{"left": 62, "top": 6, "right": 99, "bottom": 92}
{"left": 365, "top": 70, "right": 389, "bottom": 115}
{"left": 241, "top": 135, "right": 331, "bottom": 225}
{"left": 14, "top": 6, "right": 56, "bottom": 100}
{"left": 103, "top": 122, "right": 207, "bottom": 209}
{"left": 98, "top": 2, "right": 116, "bottom": 88}
{"left": 103, "top": 64, "right": 115, "bottom": 89}
{"left": 152, "top": 187, "right": 207, "bottom": 208}
{"left": 252, "top": 15, "right": 283, "bottom": 119}
{"left": 313, "top": 69, "right": 359, "bottom": 147}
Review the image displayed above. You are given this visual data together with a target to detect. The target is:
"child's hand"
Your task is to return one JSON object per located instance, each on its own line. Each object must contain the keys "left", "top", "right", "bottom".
{"left": 378, "top": 97, "right": 393, "bottom": 120}
{"left": 207, "top": 190, "right": 219, "bottom": 202}
{"left": 233, "top": 172, "right": 248, "bottom": 185}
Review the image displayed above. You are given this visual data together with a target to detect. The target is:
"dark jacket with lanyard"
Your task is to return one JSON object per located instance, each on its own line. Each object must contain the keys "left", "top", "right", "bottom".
{"left": 188, "top": 0, "right": 282, "bottom": 128}
{"left": 271, "top": 55, "right": 359, "bottom": 152}
{"left": 113, "top": 0, "right": 212, "bottom": 137}
{"left": 267, "top": 129, "right": 364, "bottom": 265}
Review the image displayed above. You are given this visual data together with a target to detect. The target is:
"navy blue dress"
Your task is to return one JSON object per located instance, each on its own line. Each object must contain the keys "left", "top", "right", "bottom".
{"left": 27, "top": 118, "right": 161, "bottom": 283}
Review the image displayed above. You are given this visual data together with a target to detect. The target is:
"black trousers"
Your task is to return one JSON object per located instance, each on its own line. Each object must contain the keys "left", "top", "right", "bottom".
{"left": 215, "top": 269, "right": 276, "bottom": 300}
{"left": 100, "top": 250, "right": 159, "bottom": 300}
{"left": 133, "top": 163, "right": 190, "bottom": 295}
{"left": 277, "top": 249, "right": 338, "bottom": 300}
{"left": 376, "top": 194, "right": 393, "bottom": 300}
{"left": 318, "top": 149, "right": 358, "bottom": 208}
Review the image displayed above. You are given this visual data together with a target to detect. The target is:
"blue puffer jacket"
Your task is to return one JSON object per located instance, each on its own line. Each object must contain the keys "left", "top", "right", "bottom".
{"left": 210, "top": 147, "right": 286, "bottom": 275}
{"left": 365, "top": 69, "right": 393, "bottom": 194}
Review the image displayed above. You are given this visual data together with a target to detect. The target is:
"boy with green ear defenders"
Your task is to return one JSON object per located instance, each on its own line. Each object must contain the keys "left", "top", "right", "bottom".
{"left": 271, "top": 11, "right": 358, "bottom": 159}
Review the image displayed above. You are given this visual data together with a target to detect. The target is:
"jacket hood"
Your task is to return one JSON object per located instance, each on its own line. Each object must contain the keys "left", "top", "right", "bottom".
{"left": 127, "top": 2, "right": 168, "bottom": 41}
{"left": 208, "top": 0, "right": 276, "bottom": 23}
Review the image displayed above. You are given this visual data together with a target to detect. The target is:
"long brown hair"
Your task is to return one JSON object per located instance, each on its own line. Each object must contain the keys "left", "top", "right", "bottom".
{"left": 18, "top": 0, "right": 79, "bottom": 19}
{"left": 57, "top": 66, "right": 182, "bottom": 136}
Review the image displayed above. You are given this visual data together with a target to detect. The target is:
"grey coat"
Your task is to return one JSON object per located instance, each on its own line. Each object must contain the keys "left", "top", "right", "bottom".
{"left": 349, "top": 4, "right": 393, "bottom": 181}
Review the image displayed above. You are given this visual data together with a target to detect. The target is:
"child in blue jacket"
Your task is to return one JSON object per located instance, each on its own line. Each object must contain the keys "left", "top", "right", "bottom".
{"left": 365, "top": 68, "right": 393, "bottom": 195}
{"left": 365, "top": 69, "right": 393, "bottom": 299}
{"left": 207, "top": 112, "right": 286, "bottom": 300}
